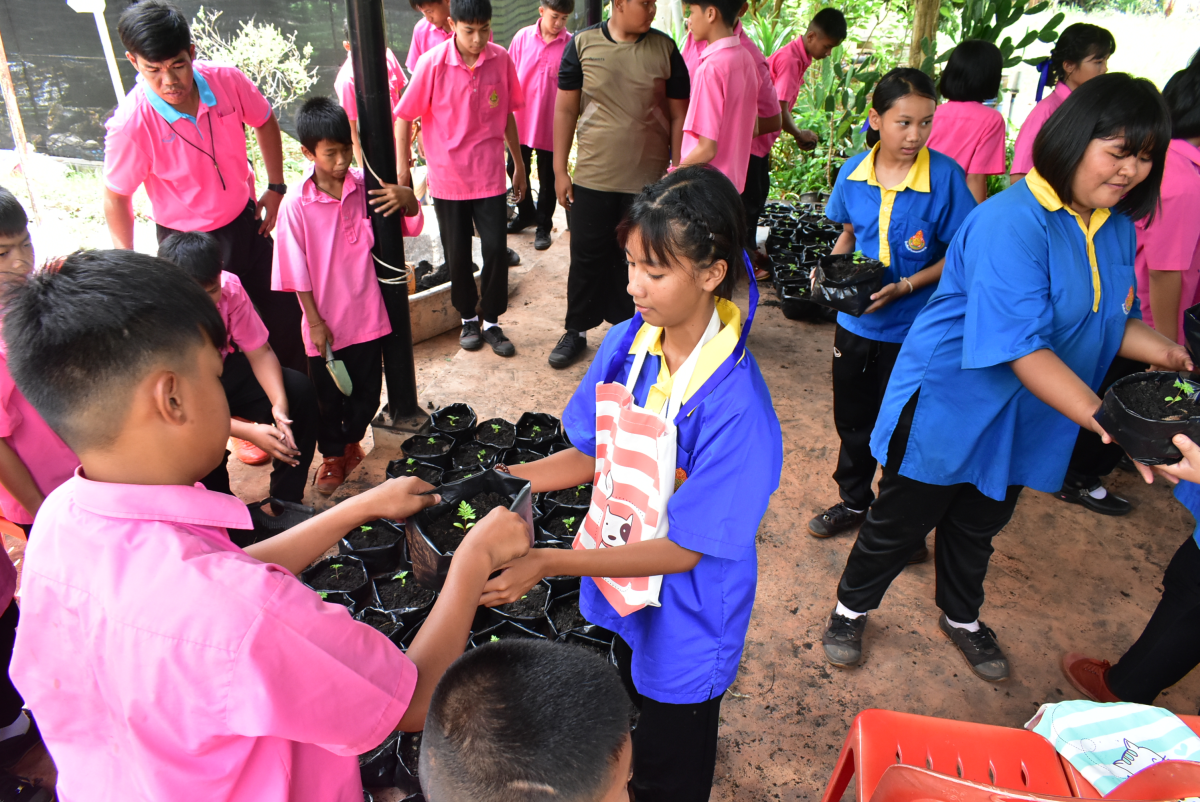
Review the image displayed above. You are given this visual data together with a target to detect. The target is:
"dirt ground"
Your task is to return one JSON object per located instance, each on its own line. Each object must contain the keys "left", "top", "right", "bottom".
{"left": 10, "top": 206, "right": 1200, "bottom": 800}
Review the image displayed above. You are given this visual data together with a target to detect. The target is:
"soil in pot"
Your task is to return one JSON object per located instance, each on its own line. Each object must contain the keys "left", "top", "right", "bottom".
{"left": 549, "top": 596, "right": 587, "bottom": 635}
{"left": 431, "top": 404, "right": 476, "bottom": 436}
{"left": 424, "top": 491, "right": 511, "bottom": 553}
{"left": 398, "top": 732, "right": 422, "bottom": 775}
{"left": 516, "top": 413, "right": 559, "bottom": 442}
{"left": 821, "top": 253, "right": 883, "bottom": 282}
{"left": 475, "top": 418, "right": 516, "bottom": 448}
{"left": 560, "top": 632, "right": 612, "bottom": 660}
{"left": 357, "top": 609, "right": 401, "bottom": 637}
{"left": 405, "top": 435, "right": 453, "bottom": 459}
{"left": 306, "top": 560, "right": 368, "bottom": 592}
{"left": 441, "top": 466, "right": 485, "bottom": 483}
{"left": 1114, "top": 377, "right": 1200, "bottom": 421}
{"left": 345, "top": 522, "right": 403, "bottom": 551}
{"left": 495, "top": 583, "right": 549, "bottom": 619}
{"left": 389, "top": 458, "right": 443, "bottom": 485}
{"left": 541, "top": 508, "right": 584, "bottom": 541}
{"left": 359, "top": 731, "right": 399, "bottom": 767}
{"left": 376, "top": 571, "right": 437, "bottom": 611}
{"left": 549, "top": 484, "right": 592, "bottom": 508}
{"left": 506, "top": 449, "right": 544, "bottom": 465}
{"left": 451, "top": 442, "right": 500, "bottom": 470}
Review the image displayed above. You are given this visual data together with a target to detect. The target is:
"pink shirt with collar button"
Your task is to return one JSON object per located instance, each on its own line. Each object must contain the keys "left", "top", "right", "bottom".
{"left": 405, "top": 20, "right": 493, "bottom": 73}
{"left": 1135, "top": 138, "right": 1200, "bottom": 341}
{"left": 215, "top": 270, "right": 270, "bottom": 359}
{"left": 765, "top": 35, "right": 813, "bottom": 151}
{"left": 396, "top": 38, "right": 525, "bottom": 201}
{"left": 1011, "top": 81, "right": 1071, "bottom": 176}
{"left": 335, "top": 48, "right": 407, "bottom": 121}
{"left": 272, "top": 164, "right": 424, "bottom": 357}
{"left": 927, "top": 100, "right": 1007, "bottom": 175}
{"left": 103, "top": 61, "right": 273, "bottom": 232}
{"left": 508, "top": 21, "right": 571, "bottom": 152}
{"left": 682, "top": 36, "right": 761, "bottom": 193}
{"left": 11, "top": 473, "right": 417, "bottom": 802}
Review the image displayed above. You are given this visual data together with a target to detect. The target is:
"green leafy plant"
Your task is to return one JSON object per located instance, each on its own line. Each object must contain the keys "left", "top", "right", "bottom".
{"left": 577, "top": 484, "right": 588, "bottom": 491}
{"left": 453, "top": 501, "right": 478, "bottom": 531}
{"left": 392, "top": 570, "right": 410, "bottom": 585}
{"left": 359, "top": 524, "right": 374, "bottom": 533}
{"left": 491, "top": 423, "right": 502, "bottom": 433}
{"left": 919, "top": 0, "right": 1063, "bottom": 74}
{"left": 562, "top": 516, "right": 577, "bottom": 529}
{"left": 406, "top": 458, "right": 415, "bottom": 465}
{"left": 329, "top": 563, "right": 344, "bottom": 581}
{"left": 1165, "top": 379, "right": 1196, "bottom": 405}
{"left": 427, "top": 437, "right": 437, "bottom": 444}
{"left": 743, "top": 13, "right": 798, "bottom": 57}
{"left": 319, "top": 592, "right": 328, "bottom": 600}
{"left": 445, "top": 415, "right": 459, "bottom": 425}
{"left": 532, "top": 425, "right": 543, "bottom": 434}
{"left": 490, "top": 635, "right": 500, "bottom": 642}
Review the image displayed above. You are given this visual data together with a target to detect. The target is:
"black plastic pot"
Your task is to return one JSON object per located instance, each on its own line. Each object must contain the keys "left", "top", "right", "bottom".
{"left": 546, "top": 590, "right": 588, "bottom": 638}
{"left": 233, "top": 497, "right": 315, "bottom": 549}
{"left": 354, "top": 607, "right": 404, "bottom": 639}
{"left": 393, "top": 731, "right": 423, "bottom": 795}
{"left": 373, "top": 571, "right": 437, "bottom": 625}
{"left": 811, "top": 253, "right": 887, "bottom": 317}
{"left": 546, "top": 574, "right": 582, "bottom": 599}
{"left": 400, "top": 432, "right": 455, "bottom": 470}
{"left": 339, "top": 518, "right": 405, "bottom": 574}
{"left": 1094, "top": 371, "right": 1200, "bottom": 465}
{"left": 301, "top": 555, "right": 376, "bottom": 607}
{"left": 777, "top": 280, "right": 822, "bottom": 322}
{"left": 514, "top": 412, "right": 562, "bottom": 454}
{"left": 449, "top": 440, "right": 504, "bottom": 471}
{"left": 1185, "top": 303, "right": 1200, "bottom": 360}
{"left": 474, "top": 417, "right": 516, "bottom": 450}
{"left": 407, "top": 469, "right": 534, "bottom": 590}
{"left": 469, "top": 619, "right": 548, "bottom": 648}
{"left": 440, "top": 466, "right": 486, "bottom": 484}
{"left": 503, "top": 447, "right": 545, "bottom": 466}
{"left": 430, "top": 403, "right": 477, "bottom": 444}
{"left": 484, "top": 579, "right": 551, "bottom": 629}
{"left": 558, "top": 626, "right": 617, "bottom": 665}
{"left": 385, "top": 458, "right": 444, "bottom": 486}
{"left": 543, "top": 483, "right": 592, "bottom": 510}
{"left": 537, "top": 506, "right": 585, "bottom": 544}
{"left": 359, "top": 729, "right": 399, "bottom": 789}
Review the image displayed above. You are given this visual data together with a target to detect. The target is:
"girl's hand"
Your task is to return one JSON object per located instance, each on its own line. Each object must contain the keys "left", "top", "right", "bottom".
{"left": 1152, "top": 435, "right": 1200, "bottom": 485}
{"left": 864, "top": 280, "right": 910, "bottom": 314}
{"left": 479, "top": 549, "right": 550, "bottom": 607}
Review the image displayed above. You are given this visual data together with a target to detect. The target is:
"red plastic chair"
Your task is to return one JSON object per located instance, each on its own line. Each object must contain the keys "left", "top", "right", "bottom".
{"left": 1058, "top": 713, "right": 1200, "bottom": 798}
{"left": 820, "top": 709, "right": 1075, "bottom": 802}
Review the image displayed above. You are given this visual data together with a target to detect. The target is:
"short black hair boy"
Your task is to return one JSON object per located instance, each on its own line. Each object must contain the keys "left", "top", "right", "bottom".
{"left": 450, "top": 0, "right": 492, "bottom": 25}
{"left": 409, "top": 0, "right": 445, "bottom": 9}
{"left": 117, "top": 0, "right": 192, "bottom": 63}
{"left": 422, "top": 640, "right": 633, "bottom": 801}
{"left": 691, "top": 0, "right": 742, "bottom": 27}
{"left": 542, "top": 0, "right": 575, "bottom": 13}
{"left": 810, "top": 7, "right": 847, "bottom": 42}
{"left": 295, "top": 96, "right": 353, "bottom": 154}
{"left": 938, "top": 39, "right": 1002, "bottom": 104}
{"left": 0, "top": 187, "right": 28, "bottom": 239}
{"left": 158, "top": 231, "right": 223, "bottom": 288}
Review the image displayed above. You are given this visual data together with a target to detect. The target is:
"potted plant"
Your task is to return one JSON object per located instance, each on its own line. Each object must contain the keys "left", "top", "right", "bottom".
{"left": 811, "top": 252, "right": 887, "bottom": 317}
{"left": 1095, "top": 372, "right": 1200, "bottom": 464}
{"left": 514, "top": 412, "right": 562, "bottom": 454}
{"left": 339, "top": 519, "right": 404, "bottom": 574}
{"left": 545, "top": 483, "right": 591, "bottom": 510}
{"left": 546, "top": 590, "right": 588, "bottom": 638}
{"left": 439, "top": 466, "right": 486, "bottom": 484}
{"left": 301, "top": 555, "right": 376, "bottom": 607}
{"left": 448, "top": 440, "right": 504, "bottom": 472}
{"left": 473, "top": 417, "right": 516, "bottom": 450}
{"left": 385, "top": 457, "right": 444, "bottom": 486}
{"left": 400, "top": 432, "right": 455, "bottom": 470}
{"left": 373, "top": 569, "right": 437, "bottom": 626}
{"left": 359, "top": 731, "right": 400, "bottom": 791}
{"left": 430, "top": 403, "right": 477, "bottom": 444}
{"left": 484, "top": 579, "right": 551, "bottom": 629}
{"left": 537, "top": 508, "right": 584, "bottom": 544}
{"left": 393, "top": 731, "right": 424, "bottom": 795}
{"left": 354, "top": 607, "right": 403, "bottom": 639}
{"left": 234, "top": 497, "right": 314, "bottom": 549}
{"left": 503, "top": 447, "right": 544, "bottom": 466}
{"left": 468, "top": 619, "right": 547, "bottom": 648}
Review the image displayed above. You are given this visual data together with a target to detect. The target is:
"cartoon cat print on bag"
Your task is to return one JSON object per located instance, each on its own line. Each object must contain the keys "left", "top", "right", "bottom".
{"left": 599, "top": 506, "right": 634, "bottom": 547}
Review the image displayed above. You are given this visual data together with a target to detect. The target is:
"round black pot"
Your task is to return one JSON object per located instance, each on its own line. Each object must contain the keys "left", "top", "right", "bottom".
{"left": 557, "top": 626, "right": 617, "bottom": 665}
{"left": 546, "top": 590, "right": 587, "bottom": 638}
{"left": 301, "top": 555, "right": 376, "bottom": 607}
{"left": 440, "top": 466, "right": 486, "bottom": 484}
{"left": 393, "top": 731, "right": 423, "bottom": 795}
{"left": 474, "top": 417, "right": 516, "bottom": 450}
{"left": 448, "top": 440, "right": 504, "bottom": 472}
{"left": 372, "top": 571, "right": 437, "bottom": 626}
{"left": 469, "top": 619, "right": 548, "bottom": 649}
{"left": 400, "top": 433, "right": 456, "bottom": 470}
{"left": 537, "top": 506, "right": 586, "bottom": 544}
{"left": 430, "top": 403, "right": 477, "bottom": 444}
{"left": 514, "top": 412, "right": 562, "bottom": 454}
{"left": 354, "top": 607, "right": 404, "bottom": 639}
{"left": 385, "top": 458, "right": 444, "bottom": 486}
{"left": 811, "top": 253, "right": 887, "bottom": 318}
{"left": 1095, "top": 371, "right": 1200, "bottom": 464}
{"left": 503, "top": 447, "right": 545, "bottom": 466}
{"left": 339, "top": 518, "right": 405, "bottom": 575}
{"left": 545, "top": 574, "right": 582, "bottom": 599}
{"left": 543, "top": 483, "right": 592, "bottom": 511}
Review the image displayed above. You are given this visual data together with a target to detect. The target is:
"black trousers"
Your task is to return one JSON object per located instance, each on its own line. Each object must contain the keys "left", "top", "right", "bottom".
{"left": 832, "top": 324, "right": 903, "bottom": 510}
{"left": 308, "top": 337, "right": 383, "bottom": 457}
{"left": 1064, "top": 356, "right": 1147, "bottom": 488}
{"left": 565, "top": 185, "right": 636, "bottom": 333}
{"left": 613, "top": 637, "right": 723, "bottom": 802}
{"left": 0, "top": 601, "right": 21, "bottom": 728}
{"left": 506, "top": 145, "right": 556, "bottom": 234}
{"left": 200, "top": 352, "right": 318, "bottom": 504}
{"left": 741, "top": 154, "right": 771, "bottom": 245}
{"left": 432, "top": 194, "right": 509, "bottom": 323}
{"left": 157, "top": 199, "right": 306, "bottom": 373}
{"left": 837, "top": 392, "right": 1024, "bottom": 622}
{"left": 1107, "top": 535, "right": 1200, "bottom": 712}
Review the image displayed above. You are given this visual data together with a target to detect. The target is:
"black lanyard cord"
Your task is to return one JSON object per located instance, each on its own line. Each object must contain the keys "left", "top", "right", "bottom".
{"left": 166, "top": 112, "right": 226, "bottom": 191}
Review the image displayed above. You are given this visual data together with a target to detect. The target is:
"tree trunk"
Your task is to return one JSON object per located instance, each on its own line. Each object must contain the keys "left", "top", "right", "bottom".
{"left": 908, "top": 0, "right": 939, "bottom": 69}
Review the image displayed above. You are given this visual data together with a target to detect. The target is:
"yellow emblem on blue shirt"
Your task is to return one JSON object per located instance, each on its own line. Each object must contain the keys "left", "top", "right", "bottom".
{"left": 906, "top": 229, "right": 927, "bottom": 253}
{"left": 1124, "top": 286, "right": 1135, "bottom": 315}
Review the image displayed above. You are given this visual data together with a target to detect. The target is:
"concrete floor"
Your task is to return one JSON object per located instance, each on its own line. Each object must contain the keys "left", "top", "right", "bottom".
{"left": 10, "top": 208, "right": 1200, "bottom": 800}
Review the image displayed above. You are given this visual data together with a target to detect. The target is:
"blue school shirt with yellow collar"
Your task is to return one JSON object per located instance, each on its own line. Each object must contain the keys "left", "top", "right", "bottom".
{"left": 869, "top": 170, "right": 1140, "bottom": 502}
{"left": 562, "top": 299, "right": 783, "bottom": 705}
{"left": 1173, "top": 481, "right": 1200, "bottom": 548}
{"left": 825, "top": 145, "right": 976, "bottom": 343}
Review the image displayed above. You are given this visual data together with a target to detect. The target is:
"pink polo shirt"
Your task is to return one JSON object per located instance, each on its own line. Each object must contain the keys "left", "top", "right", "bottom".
{"left": 1011, "top": 81, "right": 1070, "bottom": 176}
{"left": 396, "top": 39, "right": 525, "bottom": 201}
{"left": 104, "top": 61, "right": 273, "bottom": 232}
{"left": 12, "top": 474, "right": 417, "bottom": 802}
{"left": 765, "top": 35, "right": 813, "bottom": 151}
{"left": 927, "top": 100, "right": 1007, "bottom": 175}
{"left": 334, "top": 49, "right": 407, "bottom": 122}
{"left": 0, "top": 344, "right": 77, "bottom": 526}
{"left": 682, "top": 36, "right": 760, "bottom": 193}
{"left": 509, "top": 21, "right": 571, "bottom": 152}
{"left": 405, "top": 20, "right": 493, "bottom": 73}
{"left": 273, "top": 165, "right": 423, "bottom": 357}
{"left": 1135, "top": 139, "right": 1200, "bottom": 341}
{"left": 216, "top": 271, "right": 270, "bottom": 358}
{"left": 683, "top": 22, "right": 780, "bottom": 160}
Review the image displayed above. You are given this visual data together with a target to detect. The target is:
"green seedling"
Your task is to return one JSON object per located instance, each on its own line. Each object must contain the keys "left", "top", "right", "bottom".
{"left": 477, "top": 449, "right": 487, "bottom": 462}
{"left": 445, "top": 414, "right": 458, "bottom": 425}
{"left": 453, "top": 501, "right": 478, "bottom": 531}
{"left": 427, "top": 437, "right": 437, "bottom": 444}
{"left": 392, "top": 570, "right": 410, "bottom": 586}
{"left": 319, "top": 592, "right": 329, "bottom": 600}
{"left": 1165, "top": 378, "right": 1197, "bottom": 405}
{"left": 406, "top": 458, "right": 415, "bottom": 465}
{"left": 359, "top": 524, "right": 374, "bottom": 533}
{"left": 329, "top": 563, "right": 344, "bottom": 581}
{"left": 532, "top": 425, "right": 543, "bottom": 434}
{"left": 562, "top": 516, "right": 576, "bottom": 529}
{"left": 577, "top": 484, "right": 587, "bottom": 491}
{"left": 490, "top": 635, "right": 500, "bottom": 643}
{"left": 491, "top": 423, "right": 501, "bottom": 433}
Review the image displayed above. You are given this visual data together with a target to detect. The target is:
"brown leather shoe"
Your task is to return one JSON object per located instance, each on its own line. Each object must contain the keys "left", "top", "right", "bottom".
{"left": 315, "top": 456, "right": 346, "bottom": 495}
{"left": 1061, "top": 652, "right": 1122, "bottom": 703}
{"left": 343, "top": 442, "right": 366, "bottom": 476}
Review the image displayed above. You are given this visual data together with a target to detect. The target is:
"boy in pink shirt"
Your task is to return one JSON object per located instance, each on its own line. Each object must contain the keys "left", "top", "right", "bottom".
{"left": 505, "top": 0, "right": 573, "bottom": 252}
{"left": 4, "top": 249, "right": 530, "bottom": 802}
{"left": 334, "top": 20, "right": 408, "bottom": 174}
{"left": 396, "top": 0, "right": 527, "bottom": 358}
{"left": 159, "top": 231, "right": 318, "bottom": 506}
{"left": 273, "top": 98, "right": 424, "bottom": 496}
{"left": 768, "top": 8, "right": 845, "bottom": 151}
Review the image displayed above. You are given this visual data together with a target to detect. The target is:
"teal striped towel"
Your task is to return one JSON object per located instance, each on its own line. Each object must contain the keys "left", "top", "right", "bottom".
{"left": 1026, "top": 700, "right": 1200, "bottom": 796}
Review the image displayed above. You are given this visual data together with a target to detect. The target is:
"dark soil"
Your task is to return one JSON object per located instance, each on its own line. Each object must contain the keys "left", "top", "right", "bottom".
{"left": 476, "top": 418, "right": 515, "bottom": 447}
{"left": 406, "top": 437, "right": 451, "bottom": 457}
{"left": 496, "top": 583, "right": 548, "bottom": 618}
{"left": 399, "top": 732, "right": 422, "bottom": 774}
{"left": 507, "top": 449, "right": 543, "bottom": 465}
{"left": 345, "top": 522, "right": 402, "bottom": 550}
{"left": 433, "top": 405, "right": 474, "bottom": 432}
{"left": 565, "top": 634, "right": 610, "bottom": 659}
{"left": 376, "top": 574, "right": 437, "bottom": 611}
{"left": 821, "top": 255, "right": 882, "bottom": 282}
{"left": 517, "top": 416, "right": 557, "bottom": 440}
{"left": 441, "top": 467, "right": 484, "bottom": 483}
{"left": 306, "top": 560, "right": 367, "bottom": 591}
{"left": 451, "top": 444, "right": 494, "bottom": 470}
{"left": 394, "top": 460, "right": 442, "bottom": 484}
{"left": 542, "top": 509, "right": 584, "bottom": 541}
{"left": 359, "top": 731, "right": 400, "bottom": 766}
{"left": 550, "top": 484, "right": 592, "bottom": 508}
{"left": 550, "top": 599, "right": 587, "bottom": 634}
{"left": 1115, "top": 378, "right": 1200, "bottom": 421}
{"left": 424, "top": 491, "right": 511, "bottom": 552}
{"left": 358, "top": 609, "right": 400, "bottom": 637}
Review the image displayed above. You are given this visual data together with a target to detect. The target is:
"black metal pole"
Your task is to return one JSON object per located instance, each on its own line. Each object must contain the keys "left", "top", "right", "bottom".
{"left": 586, "top": 0, "right": 602, "bottom": 26}
{"left": 346, "top": 0, "right": 421, "bottom": 424}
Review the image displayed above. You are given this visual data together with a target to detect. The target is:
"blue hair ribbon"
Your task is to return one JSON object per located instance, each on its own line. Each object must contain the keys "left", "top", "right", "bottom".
{"left": 860, "top": 118, "right": 870, "bottom": 133}
{"left": 1035, "top": 58, "right": 1052, "bottom": 102}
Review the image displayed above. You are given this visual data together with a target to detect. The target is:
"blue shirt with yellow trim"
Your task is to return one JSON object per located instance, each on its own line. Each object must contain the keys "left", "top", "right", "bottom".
{"left": 825, "top": 145, "right": 976, "bottom": 343}
{"left": 1173, "top": 480, "right": 1200, "bottom": 548}
{"left": 869, "top": 174, "right": 1140, "bottom": 501}
{"left": 562, "top": 314, "right": 783, "bottom": 705}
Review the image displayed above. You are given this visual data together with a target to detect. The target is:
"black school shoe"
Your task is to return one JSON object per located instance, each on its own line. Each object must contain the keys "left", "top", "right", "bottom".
{"left": 534, "top": 229, "right": 552, "bottom": 250}
{"left": 823, "top": 608, "right": 867, "bottom": 668}
{"left": 1055, "top": 482, "right": 1132, "bottom": 516}
{"left": 506, "top": 214, "right": 535, "bottom": 234}
{"left": 549, "top": 330, "right": 586, "bottom": 369}
{"left": 0, "top": 772, "right": 50, "bottom": 802}
{"left": 481, "top": 325, "right": 516, "bottom": 357}
{"left": 808, "top": 502, "right": 867, "bottom": 538}
{"left": 938, "top": 613, "right": 1010, "bottom": 682}
{"left": 507, "top": 247, "right": 521, "bottom": 266}
{"left": 460, "top": 321, "right": 483, "bottom": 351}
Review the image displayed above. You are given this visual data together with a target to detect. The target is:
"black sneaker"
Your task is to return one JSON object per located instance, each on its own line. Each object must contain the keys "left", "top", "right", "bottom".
{"left": 549, "top": 330, "right": 586, "bottom": 369}
{"left": 534, "top": 229, "right": 552, "bottom": 250}
{"left": 0, "top": 715, "right": 37, "bottom": 770}
{"left": 507, "top": 247, "right": 521, "bottom": 267}
{"left": 938, "top": 613, "right": 1009, "bottom": 682}
{"left": 460, "top": 321, "right": 482, "bottom": 351}
{"left": 1055, "top": 482, "right": 1131, "bottom": 516}
{"left": 823, "top": 608, "right": 866, "bottom": 668}
{"left": 481, "top": 325, "right": 516, "bottom": 357}
{"left": 0, "top": 772, "right": 51, "bottom": 802}
{"left": 507, "top": 215, "right": 535, "bottom": 234}
{"left": 808, "top": 502, "right": 867, "bottom": 538}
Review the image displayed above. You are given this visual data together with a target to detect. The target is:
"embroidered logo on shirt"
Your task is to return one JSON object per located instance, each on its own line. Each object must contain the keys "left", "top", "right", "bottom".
{"left": 488, "top": 89, "right": 499, "bottom": 108}
{"left": 1124, "top": 286, "right": 1135, "bottom": 315}
{"left": 905, "top": 229, "right": 927, "bottom": 254}
{"left": 675, "top": 468, "right": 688, "bottom": 490}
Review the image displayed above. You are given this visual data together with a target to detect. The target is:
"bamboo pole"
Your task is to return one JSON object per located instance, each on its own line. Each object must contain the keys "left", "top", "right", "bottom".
{"left": 0, "top": 26, "right": 40, "bottom": 225}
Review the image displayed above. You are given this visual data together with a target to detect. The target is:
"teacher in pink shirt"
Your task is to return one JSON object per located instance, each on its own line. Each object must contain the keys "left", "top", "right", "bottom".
{"left": 927, "top": 40, "right": 1007, "bottom": 203}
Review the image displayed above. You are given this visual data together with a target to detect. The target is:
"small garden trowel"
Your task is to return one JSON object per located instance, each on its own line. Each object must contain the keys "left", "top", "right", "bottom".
{"left": 324, "top": 343, "right": 353, "bottom": 396}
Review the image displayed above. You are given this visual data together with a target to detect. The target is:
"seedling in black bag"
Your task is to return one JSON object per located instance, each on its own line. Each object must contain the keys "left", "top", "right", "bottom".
{"left": 393, "top": 570, "right": 409, "bottom": 585}
{"left": 452, "top": 502, "right": 477, "bottom": 531}
{"left": 491, "top": 423, "right": 501, "bottom": 433}
{"left": 1165, "top": 379, "right": 1197, "bottom": 407}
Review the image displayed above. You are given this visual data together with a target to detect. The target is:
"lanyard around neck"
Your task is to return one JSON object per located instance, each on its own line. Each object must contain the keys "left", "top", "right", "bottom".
{"left": 166, "top": 111, "right": 226, "bottom": 192}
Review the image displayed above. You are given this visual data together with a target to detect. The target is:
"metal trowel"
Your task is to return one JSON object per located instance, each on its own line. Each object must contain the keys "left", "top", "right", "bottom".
{"left": 325, "top": 343, "right": 353, "bottom": 396}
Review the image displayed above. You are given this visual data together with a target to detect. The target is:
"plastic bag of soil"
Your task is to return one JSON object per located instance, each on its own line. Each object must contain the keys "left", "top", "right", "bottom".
{"left": 359, "top": 731, "right": 400, "bottom": 790}
{"left": 338, "top": 518, "right": 405, "bottom": 574}
{"left": 811, "top": 253, "right": 886, "bottom": 317}
{"left": 1094, "top": 371, "right": 1200, "bottom": 464}
{"left": 385, "top": 458, "right": 444, "bottom": 486}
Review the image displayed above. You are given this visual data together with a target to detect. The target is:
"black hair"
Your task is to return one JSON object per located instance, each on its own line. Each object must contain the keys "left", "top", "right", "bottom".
{"left": 295, "top": 96, "right": 353, "bottom": 153}
{"left": 1163, "top": 51, "right": 1200, "bottom": 140}
{"left": 865, "top": 67, "right": 937, "bottom": 147}
{"left": 691, "top": 0, "right": 743, "bottom": 27}
{"left": 422, "top": 640, "right": 633, "bottom": 802}
{"left": 342, "top": 20, "right": 350, "bottom": 42}
{"left": 938, "top": 40, "right": 1002, "bottom": 103}
{"left": 1033, "top": 73, "right": 1170, "bottom": 222}
{"left": 158, "top": 231, "right": 223, "bottom": 287}
{"left": 617, "top": 165, "right": 746, "bottom": 300}
{"left": 809, "top": 8, "right": 847, "bottom": 42}
{"left": 450, "top": 0, "right": 492, "bottom": 25}
{"left": 0, "top": 187, "right": 28, "bottom": 240}
{"left": 410, "top": 0, "right": 445, "bottom": 9}
{"left": 1, "top": 249, "right": 225, "bottom": 452}
{"left": 542, "top": 0, "right": 576, "bottom": 13}
{"left": 117, "top": 0, "right": 192, "bottom": 63}
{"left": 1045, "top": 23, "right": 1115, "bottom": 88}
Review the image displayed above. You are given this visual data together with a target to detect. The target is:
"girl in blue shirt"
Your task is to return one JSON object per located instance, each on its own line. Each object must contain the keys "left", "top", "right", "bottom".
{"left": 483, "top": 165, "right": 783, "bottom": 802}
{"left": 809, "top": 68, "right": 976, "bottom": 544}
{"left": 823, "top": 73, "right": 1190, "bottom": 683}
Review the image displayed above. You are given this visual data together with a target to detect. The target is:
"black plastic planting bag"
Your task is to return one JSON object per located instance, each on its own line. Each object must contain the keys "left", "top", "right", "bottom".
{"left": 233, "top": 497, "right": 314, "bottom": 549}
{"left": 811, "top": 253, "right": 886, "bottom": 317}
{"left": 1094, "top": 372, "right": 1200, "bottom": 465}
{"left": 1185, "top": 303, "right": 1200, "bottom": 361}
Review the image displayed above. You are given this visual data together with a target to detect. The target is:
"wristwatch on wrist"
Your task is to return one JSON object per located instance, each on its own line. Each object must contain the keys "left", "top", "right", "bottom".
{"left": 267, "top": 182, "right": 287, "bottom": 195}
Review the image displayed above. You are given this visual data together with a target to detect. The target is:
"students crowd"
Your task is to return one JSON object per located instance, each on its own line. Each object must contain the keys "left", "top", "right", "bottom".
{"left": 0, "top": 0, "right": 1194, "bottom": 800}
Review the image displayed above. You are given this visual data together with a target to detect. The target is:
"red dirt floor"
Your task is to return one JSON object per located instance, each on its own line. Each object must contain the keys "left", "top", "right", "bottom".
{"left": 8, "top": 209, "right": 1200, "bottom": 800}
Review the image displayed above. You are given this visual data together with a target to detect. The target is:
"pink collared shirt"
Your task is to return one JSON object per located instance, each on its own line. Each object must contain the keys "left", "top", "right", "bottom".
{"left": 104, "top": 61, "right": 272, "bottom": 232}
{"left": 273, "top": 165, "right": 423, "bottom": 357}
{"left": 11, "top": 473, "right": 417, "bottom": 802}
{"left": 0, "top": 344, "right": 77, "bottom": 526}
{"left": 509, "top": 21, "right": 571, "bottom": 152}
{"left": 334, "top": 48, "right": 407, "bottom": 121}
{"left": 765, "top": 36, "right": 813, "bottom": 152}
{"left": 927, "top": 100, "right": 1007, "bottom": 175}
{"left": 1011, "top": 81, "right": 1070, "bottom": 176}
{"left": 216, "top": 271, "right": 270, "bottom": 358}
{"left": 405, "top": 20, "right": 493, "bottom": 73}
{"left": 683, "top": 22, "right": 780, "bottom": 159}
{"left": 682, "top": 36, "right": 760, "bottom": 193}
{"left": 1135, "top": 139, "right": 1200, "bottom": 341}
{"left": 396, "top": 39, "right": 525, "bottom": 201}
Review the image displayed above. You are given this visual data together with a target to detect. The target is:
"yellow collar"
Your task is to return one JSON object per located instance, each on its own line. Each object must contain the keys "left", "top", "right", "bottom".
{"left": 1025, "top": 168, "right": 1110, "bottom": 313}
{"left": 847, "top": 144, "right": 931, "bottom": 193}
{"left": 629, "top": 298, "right": 743, "bottom": 415}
